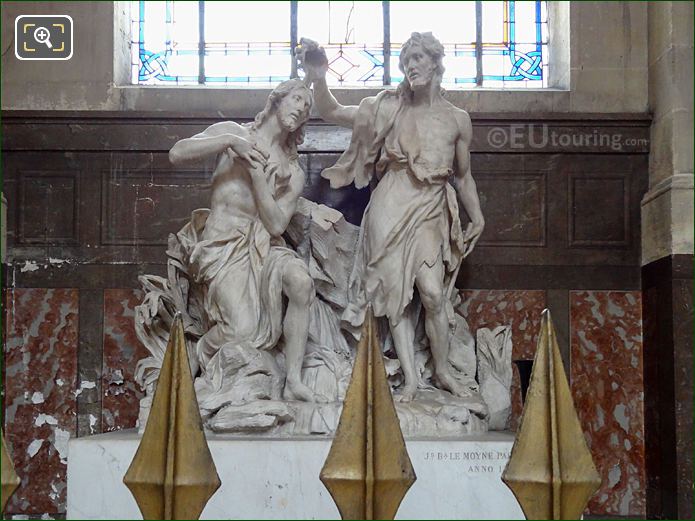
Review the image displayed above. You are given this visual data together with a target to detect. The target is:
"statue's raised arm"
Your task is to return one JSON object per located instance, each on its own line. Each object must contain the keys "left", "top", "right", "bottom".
{"left": 168, "top": 120, "right": 266, "bottom": 167}
{"left": 296, "top": 38, "right": 358, "bottom": 129}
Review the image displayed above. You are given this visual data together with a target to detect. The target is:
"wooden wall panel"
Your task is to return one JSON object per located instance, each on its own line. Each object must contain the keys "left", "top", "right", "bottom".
{"left": 569, "top": 174, "right": 630, "bottom": 247}
{"left": 475, "top": 172, "right": 547, "bottom": 247}
{"left": 18, "top": 171, "right": 79, "bottom": 244}
{"left": 100, "top": 169, "right": 210, "bottom": 246}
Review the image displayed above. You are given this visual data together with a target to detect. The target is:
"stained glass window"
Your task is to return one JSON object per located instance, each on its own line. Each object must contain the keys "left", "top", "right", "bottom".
{"left": 131, "top": 1, "right": 549, "bottom": 88}
{"left": 298, "top": 1, "right": 385, "bottom": 86}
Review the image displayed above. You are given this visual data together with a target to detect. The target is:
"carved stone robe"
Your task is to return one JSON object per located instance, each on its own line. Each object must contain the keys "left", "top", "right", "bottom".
{"left": 322, "top": 91, "right": 465, "bottom": 329}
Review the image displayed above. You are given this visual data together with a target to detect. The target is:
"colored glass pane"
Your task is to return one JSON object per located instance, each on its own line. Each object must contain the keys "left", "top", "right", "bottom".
{"left": 131, "top": 0, "right": 549, "bottom": 88}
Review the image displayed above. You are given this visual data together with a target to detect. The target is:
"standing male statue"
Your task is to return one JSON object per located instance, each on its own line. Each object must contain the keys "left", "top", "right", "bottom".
{"left": 298, "top": 33, "right": 485, "bottom": 402}
{"left": 168, "top": 79, "right": 320, "bottom": 404}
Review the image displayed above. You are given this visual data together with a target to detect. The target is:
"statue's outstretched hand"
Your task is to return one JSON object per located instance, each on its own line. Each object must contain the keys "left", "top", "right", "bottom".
{"left": 296, "top": 37, "right": 328, "bottom": 84}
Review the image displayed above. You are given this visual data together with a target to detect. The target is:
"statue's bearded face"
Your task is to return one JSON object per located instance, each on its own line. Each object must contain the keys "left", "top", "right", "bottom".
{"left": 402, "top": 44, "right": 437, "bottom": 89}
{"left": 276, "top": 88, "right": 312, "bottom": 132}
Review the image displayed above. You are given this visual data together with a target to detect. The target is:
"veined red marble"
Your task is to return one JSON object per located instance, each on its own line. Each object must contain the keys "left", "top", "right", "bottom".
{"left": 458, "top": 289, "right": 546, "bottom": 430}
{"left": 3, "top": 288, "right": 78, "bottom": 516}
{"left": 570, "top": 290, "right": 645, "bottom": 517}
{"left": 102, "top": 289, "right": 147, "bottom": 432}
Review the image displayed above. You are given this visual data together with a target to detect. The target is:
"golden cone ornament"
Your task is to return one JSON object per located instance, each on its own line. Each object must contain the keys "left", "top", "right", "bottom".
{"left": 1, "top": 430, "right": 21, "bottom": 513}
{"left": 320, "top": 308, "right": 416, "bottom": 520}
{"left": 502, "top": 309, "right": 601, "bottom": 520}
{"left": 123, "top": 313, "right": 220, "bottom": 520}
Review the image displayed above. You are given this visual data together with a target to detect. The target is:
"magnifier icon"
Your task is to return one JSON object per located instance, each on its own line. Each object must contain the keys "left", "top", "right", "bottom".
{"left": 33, "top": 26, "right": 53, "bottom": 49}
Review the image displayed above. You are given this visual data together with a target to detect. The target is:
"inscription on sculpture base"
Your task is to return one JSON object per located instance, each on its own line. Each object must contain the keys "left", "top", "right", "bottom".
{"left": 67, "top": 430, "right": 524, "bottom": 520}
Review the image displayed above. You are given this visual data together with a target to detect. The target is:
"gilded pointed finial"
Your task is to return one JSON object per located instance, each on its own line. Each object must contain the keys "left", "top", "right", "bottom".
{"left": 1, "top": 430, "right": 21, "bottom": 513}
{"left": 124, "top": 313, "right": 220, "bottom": 520}
{"left": 320, "top": 308, "right": 416, "bottom": 520}
{"left": 502, "top": 309, "right": 601, "bottom": 520}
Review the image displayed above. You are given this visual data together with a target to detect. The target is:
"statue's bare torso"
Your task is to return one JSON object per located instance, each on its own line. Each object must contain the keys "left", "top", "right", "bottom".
{"left": 392, "top": 102, "right": 461, "bottom": 172}
{"left": 203, "top": 124, "right": 297, "bottom": 241}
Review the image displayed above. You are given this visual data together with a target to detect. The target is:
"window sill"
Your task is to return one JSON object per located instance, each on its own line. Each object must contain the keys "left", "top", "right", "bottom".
{"left": 114, "top": 85, "right": 572, "bottom": 117}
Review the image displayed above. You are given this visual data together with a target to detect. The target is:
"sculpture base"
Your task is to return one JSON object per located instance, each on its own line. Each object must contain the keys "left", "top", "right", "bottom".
{"left": 198, "top": 388, "right": 490, "bottom": 436}
{"left": 67, "top": 430, "right": 524, "bottom": 520}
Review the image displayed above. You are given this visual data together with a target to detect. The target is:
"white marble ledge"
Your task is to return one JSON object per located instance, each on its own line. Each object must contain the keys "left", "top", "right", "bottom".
{"left": 67, "top": 430, "right": 524, "bottom": 520}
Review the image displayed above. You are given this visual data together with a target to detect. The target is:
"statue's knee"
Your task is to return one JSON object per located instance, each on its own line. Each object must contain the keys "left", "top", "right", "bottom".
{"left": 284, "top": 266, "right": 314, "bottom": 306}
{"left": 419, "top": 284, "right": 444, "bottom": 313}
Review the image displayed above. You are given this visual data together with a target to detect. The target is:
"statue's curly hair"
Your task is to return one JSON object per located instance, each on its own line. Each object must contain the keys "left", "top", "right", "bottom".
{"left": 250, "top": 79, "right": 313, "bottom": 152}
{"left": 397, "top": 32, "right": 446, "bottom": 101}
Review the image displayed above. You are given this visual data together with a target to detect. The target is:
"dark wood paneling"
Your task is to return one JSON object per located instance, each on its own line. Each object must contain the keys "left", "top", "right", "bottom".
{"left": 77, "top": 289, "right": 103, "bottom": 437}
{"left": 4, "top": 261, "right": 643, "bottom": 292}
{"left": 476, "top": 172, "right": 547, "bottom": 247}
{"left": 1, "top": 112, "right": 651, "bottom": 154}
{"left": 303, "top": 153, "right": 370, "bottom": 227}
{"left": 18, "top": 171, "right": 79, "bottom": 244}
{"left": 569, "top": 174, "right": 630, "bottom": 247}
{"left": 101, "top": 169, "right": 211, "bottom": 246}
{"left": 3, "top": 263, "right": 167, "bottom": 290}
{"left": 546, "top": 288, "right": 570, "bottom": 378}
{"left": 457, "top": 264, "right": 641, "bottom": 290}
{"left": 2, "top": 112, "right": 649, "bottom": 291}
{"left": 471, "top": 121, "right": 650, "bottom": 154}
{"left": 642, "top": 254, "right": 694, "bottom": 520}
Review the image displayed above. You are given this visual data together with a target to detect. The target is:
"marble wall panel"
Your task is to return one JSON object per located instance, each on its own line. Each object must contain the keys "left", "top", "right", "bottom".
{"left": 2, "top": 288, "right": 78, "bottom": 516}
{"left": 457, "top": 290, "right": 546, "bottom": 430}
{"left": 570, "top": 290, "right": 645, "bottom": 517}
{"left": 102, "top": 288, "right": 147, "bottom": 432}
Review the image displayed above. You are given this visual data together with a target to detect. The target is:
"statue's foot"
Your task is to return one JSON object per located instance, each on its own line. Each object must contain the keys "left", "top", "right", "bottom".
{"left": 283, "top": 380, "right": 320, "bottom": 403}
{"left": 437, "top": 371, "right": 473, "bottom": 398}
{"left": 395, "top": 383, "right": 418, "bottom": 403}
